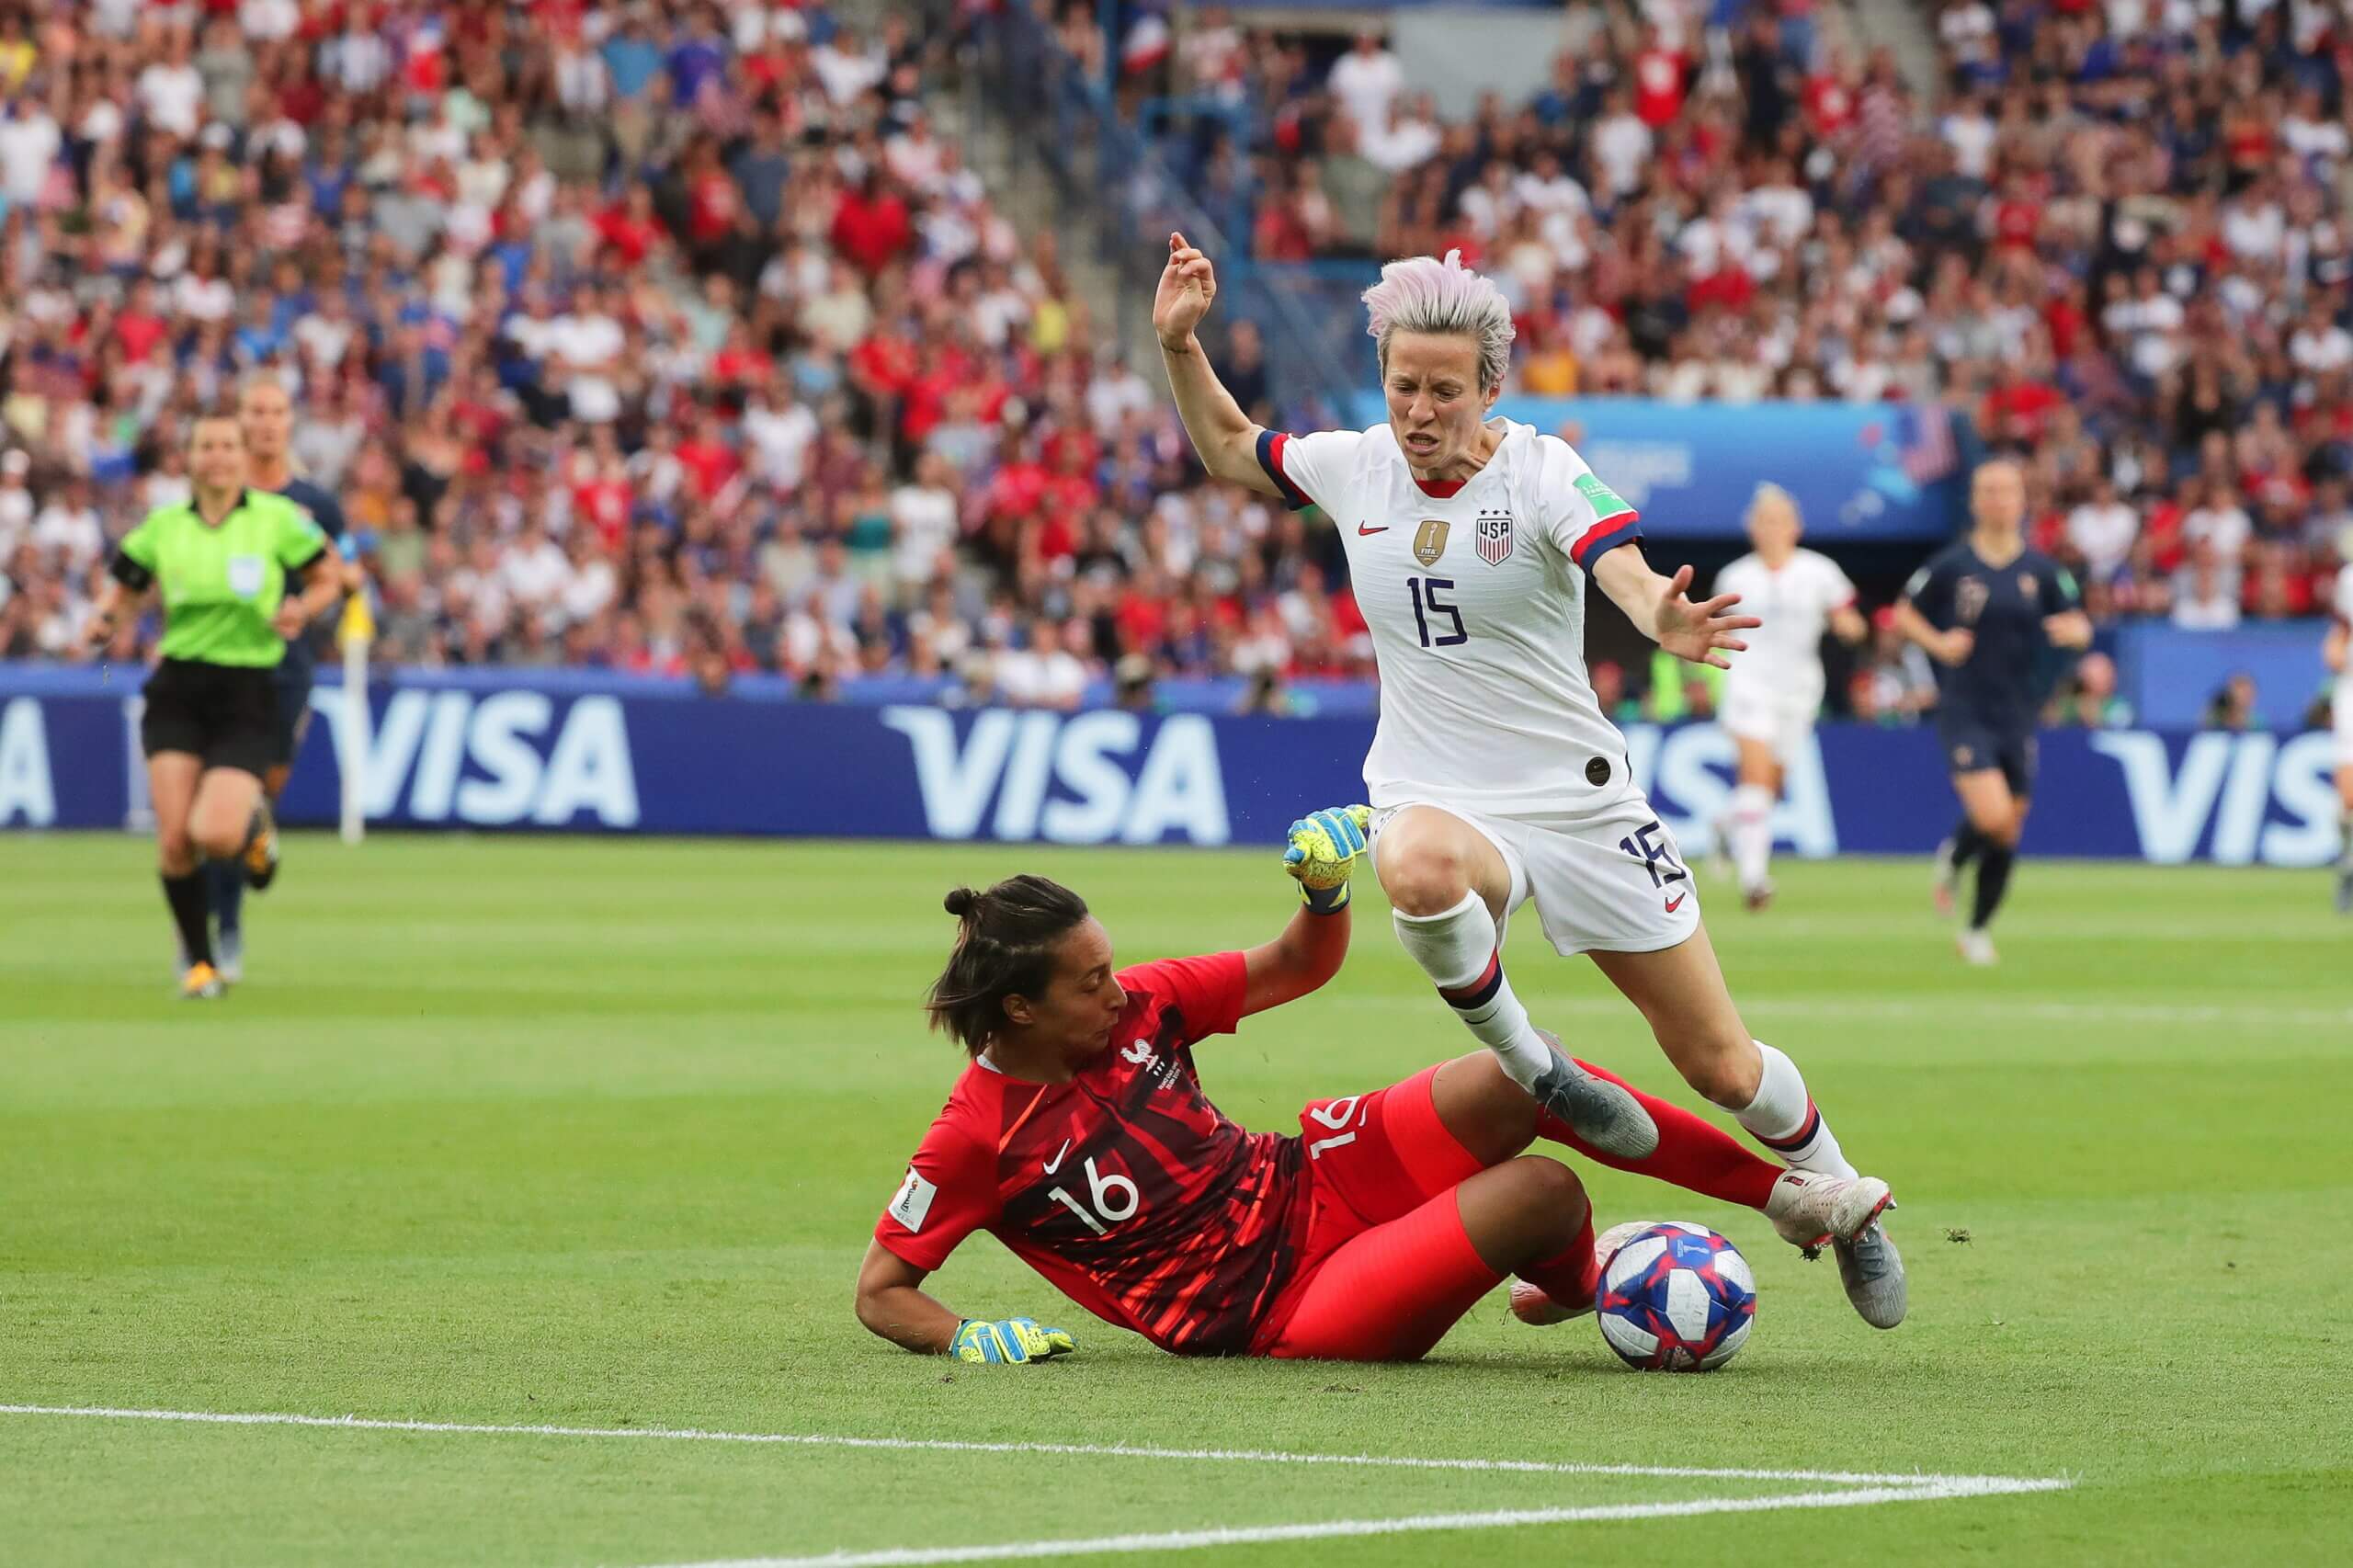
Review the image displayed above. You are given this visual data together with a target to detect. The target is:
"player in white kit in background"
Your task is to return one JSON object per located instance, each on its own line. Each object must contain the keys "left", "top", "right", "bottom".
{"left": 1710, "top": 484, "right": 1867, "bottom": 910}
{"left": 1154, "top": 236, "right": 1905, "bottom": 1329}
{"left": 2326, "top": 551, "right": 2353, "bottom": 911}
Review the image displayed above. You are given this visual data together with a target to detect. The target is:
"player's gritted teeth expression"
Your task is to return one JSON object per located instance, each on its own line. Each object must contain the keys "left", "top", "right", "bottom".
{"left": 1381, "top": 331, "right": 1498, "bottom": 477}
{"left": 1002, "top": 916, "right": 1128, "bottom": 1062}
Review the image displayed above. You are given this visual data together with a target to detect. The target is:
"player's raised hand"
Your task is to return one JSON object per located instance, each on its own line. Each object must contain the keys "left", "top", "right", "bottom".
{"left": 949, "top": 1316, "right": 1076, "bottom": 1365}
{"left": 1283, "top": 804, "right": 1372, "bottom": 914}
{"left": 1653, "top": 564, "right": 1761, "bottom": 669}
{"left": 1154, "top": 231, "right": 1218, "bottom": 351}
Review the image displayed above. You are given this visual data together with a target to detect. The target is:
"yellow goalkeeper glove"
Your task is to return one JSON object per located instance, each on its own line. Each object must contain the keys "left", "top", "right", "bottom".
{"left": 1283, "top": 804, "right": 1372, "bottom": 914}
{"left": 950, "top": 1317, "right": 1077, "bottom": 1364}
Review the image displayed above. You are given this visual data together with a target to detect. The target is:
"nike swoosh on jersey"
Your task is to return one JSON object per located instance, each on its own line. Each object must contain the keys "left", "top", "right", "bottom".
{"left": 1042, "top": 1139, "right": 1072, "bottom": 1175}
{"left": 1665, "top": 892, "right": 1687, "bottom": 914}
{"left": 1357, "top": 522, "right": 1390, "bottom": 535}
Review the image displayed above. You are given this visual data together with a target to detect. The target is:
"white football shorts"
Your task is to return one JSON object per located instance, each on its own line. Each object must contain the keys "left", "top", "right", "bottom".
{"left": 1720, "top": 687, "right": 1819, "bottom": 768}
{"left": 1371, "top": 793, "right": 1701, "bottom": 958}
{"left": 2336, "top": 681, "right": 2353, "bottom": 765}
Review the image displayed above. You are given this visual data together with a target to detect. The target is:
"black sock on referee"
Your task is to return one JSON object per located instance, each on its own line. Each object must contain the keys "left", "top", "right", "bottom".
{"left": 163, "top": 870, "right": 214, "bottom": 968}
{"left": 1971, "top": 845, "right": 2016, "bottom": 932}
{"left": 1949, "top": 821, "right": 1986, "bottom": 869}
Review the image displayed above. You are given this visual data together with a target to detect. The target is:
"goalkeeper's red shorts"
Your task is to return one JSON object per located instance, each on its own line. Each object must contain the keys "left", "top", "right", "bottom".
{"left": 1249, "top": 1063, "right": 1506, "bottom": 1361}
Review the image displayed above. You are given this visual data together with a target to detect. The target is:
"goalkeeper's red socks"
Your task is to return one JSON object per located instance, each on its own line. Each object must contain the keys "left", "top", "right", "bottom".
{"left": 1536, "top": 1056, "right": 1782, "bottom": 1210}
{"left": 1517, "top": 1205, "right": 1602, "bottom": 1312}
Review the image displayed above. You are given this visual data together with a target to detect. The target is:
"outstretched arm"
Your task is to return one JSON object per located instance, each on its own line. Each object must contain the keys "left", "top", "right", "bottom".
{"left": 854, "top": 1242, "right": 961, "bottom": 1354}
{"left": 1242, "top": 902, "right": 1351, "bottom": 1017}
{"left": 1242, "top": 805, "right": 1370, "bottom": 1017}
{"left": 856, "top": 1243, "right": 1078, "bottom": 1364}
{"left": 1590, "top": 545, "right": 1759, "bottom": 668}
{"left": 1155, "top": 232, "right": 1282, "bottom": 498}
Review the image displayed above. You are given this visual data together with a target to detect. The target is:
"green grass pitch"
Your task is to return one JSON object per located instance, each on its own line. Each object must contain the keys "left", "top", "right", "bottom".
{"left": 4, "top": 833, "right": 2349, "bottom": 1566}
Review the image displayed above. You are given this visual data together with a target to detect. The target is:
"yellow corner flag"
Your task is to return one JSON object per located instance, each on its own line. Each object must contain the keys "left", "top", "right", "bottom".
{"left": 337, "top": 588, "right": 376, "bottom": 649}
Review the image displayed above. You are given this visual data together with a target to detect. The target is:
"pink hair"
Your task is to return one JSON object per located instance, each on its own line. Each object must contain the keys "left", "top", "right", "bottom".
{"left": 1359, "top": 250, "right": 1515, "bottom": 392}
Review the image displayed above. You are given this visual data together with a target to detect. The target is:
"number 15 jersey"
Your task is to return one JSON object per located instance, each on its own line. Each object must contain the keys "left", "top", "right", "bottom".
{"left": 1258, "top": 418, "right": 1646, "bottom": 819}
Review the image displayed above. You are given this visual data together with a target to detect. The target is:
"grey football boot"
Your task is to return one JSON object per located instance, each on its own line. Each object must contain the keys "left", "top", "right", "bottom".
{"left": 1834, "top": 1221, "right": 1908, "bottom": 1329}
{"left": 1529, "top": 1028, "right": 1659, "bottom": 1160}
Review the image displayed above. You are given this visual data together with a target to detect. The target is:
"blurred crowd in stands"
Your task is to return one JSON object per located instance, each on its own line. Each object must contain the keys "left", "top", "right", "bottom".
{"left": 0, "top": 0, "right": 1360, "bottom": 697}
{"left": 1123, "top": 0, "right": 2353, "bottom": 637}
{"left": 0, "top": 0, "right": 2347, "bottom": 718}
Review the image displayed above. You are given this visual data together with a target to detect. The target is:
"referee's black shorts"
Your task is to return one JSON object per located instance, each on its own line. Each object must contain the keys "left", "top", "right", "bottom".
{"left": 141, "top": 657, "right": 278, "bottom": 777}
{"left": 1936, "top": 712, "right": 2037, "bottom": 797}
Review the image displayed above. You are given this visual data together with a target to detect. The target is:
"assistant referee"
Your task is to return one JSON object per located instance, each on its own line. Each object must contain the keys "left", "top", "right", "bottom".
{"left": 194, "top": 373, "right": 365, "bottom": 982}
{"left": 85, "top": 415, "right": 347, "bottom": 1000}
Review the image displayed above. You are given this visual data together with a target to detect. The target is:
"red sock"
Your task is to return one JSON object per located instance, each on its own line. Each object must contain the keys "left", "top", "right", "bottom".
{"left": 1535, "top": 1057, "right": 1782, "bottom": 1210}
{"left": 1519, "top": 1205, "right": 1600, "bottom": 1307}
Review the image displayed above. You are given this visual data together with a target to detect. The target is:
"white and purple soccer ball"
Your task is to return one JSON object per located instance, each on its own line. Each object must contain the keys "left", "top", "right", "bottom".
{"left": 1594, "top": 1221, "right": 1756, "bottom": 1371}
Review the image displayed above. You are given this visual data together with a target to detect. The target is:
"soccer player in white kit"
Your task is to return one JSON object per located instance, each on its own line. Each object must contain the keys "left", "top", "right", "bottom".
{"left": 1711, "top": 483, "right": 1867, "bottom": 910}
{"left": 2326, "top": 556, "right": 2353, "bottom": 912}
{"left": 1154, "top": 236, "right": 1905, "bottom": 1329}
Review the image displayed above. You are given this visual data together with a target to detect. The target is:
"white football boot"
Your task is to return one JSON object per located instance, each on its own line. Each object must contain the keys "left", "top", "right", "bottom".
{"left": 1764, "top": 1170, "right": 1907, "bottom": 1330}
{"left": 1764, "top": 1170, "right": 1893, "bottom": 1250}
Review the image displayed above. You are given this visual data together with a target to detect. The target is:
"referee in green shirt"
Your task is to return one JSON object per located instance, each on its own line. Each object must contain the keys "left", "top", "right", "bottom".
{"left": 85, "top": 415, "right": 347, "bottom": 1000}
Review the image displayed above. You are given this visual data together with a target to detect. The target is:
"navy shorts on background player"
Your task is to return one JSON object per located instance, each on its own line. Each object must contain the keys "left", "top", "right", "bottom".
{"left": 1935, "top": 716, "right": 2036, "bottom": 794}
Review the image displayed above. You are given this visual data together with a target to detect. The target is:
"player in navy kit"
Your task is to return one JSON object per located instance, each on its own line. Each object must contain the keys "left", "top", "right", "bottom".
{"left": 203, "top": 376, "right": 362, "bottom": 980}
{"left": 857, "top": 809, "right": 1877, "bottom": 1364}
{"left": 1895, "top": 460, "right": 2092, "bottom": 964}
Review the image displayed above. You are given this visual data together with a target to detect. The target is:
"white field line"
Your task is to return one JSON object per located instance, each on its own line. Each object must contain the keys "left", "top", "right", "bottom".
{"left": 0, "top": 1404, "right": 2047, "bottom": 1490}
{"left": 639, "top": 1477, "right": 2075, "bottom": 1568}
{"left": 1327, "top": 994, "right": 2353, "bottom": 1029}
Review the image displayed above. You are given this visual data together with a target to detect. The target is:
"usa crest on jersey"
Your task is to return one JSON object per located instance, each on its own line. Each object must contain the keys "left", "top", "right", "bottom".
{"left": 1476, "top": 509, "right": 1514, "bottom": 566}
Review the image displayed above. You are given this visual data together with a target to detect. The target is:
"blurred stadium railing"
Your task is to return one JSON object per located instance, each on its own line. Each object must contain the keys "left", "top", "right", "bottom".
{"left": 950, "top": 0, "right": 1357, "bottom": 430}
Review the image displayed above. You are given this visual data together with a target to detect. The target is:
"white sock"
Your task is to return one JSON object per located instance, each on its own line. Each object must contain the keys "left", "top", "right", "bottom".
{"left": 1735, "top": 1040, "right": 1857, "bottom": 1179}
{"left": 1731, "top": 783, "right": 1774, "bottom": 890}
{"left": 1392, "top": 892, "right": 1555, "bottom": 1091}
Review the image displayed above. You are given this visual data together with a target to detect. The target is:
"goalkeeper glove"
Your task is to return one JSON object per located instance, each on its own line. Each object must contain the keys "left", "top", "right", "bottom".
{"left": 1283, "top": 804, "right": 1372, "bottom": 914}
{"left": 949, "top": 1317, "right": 1077, "bottom": 1365}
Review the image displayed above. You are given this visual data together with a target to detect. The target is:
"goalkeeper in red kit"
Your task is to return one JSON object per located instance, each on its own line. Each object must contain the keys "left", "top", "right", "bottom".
{"left": 857, "top": 807, "right": 1886, "bottom": 1364}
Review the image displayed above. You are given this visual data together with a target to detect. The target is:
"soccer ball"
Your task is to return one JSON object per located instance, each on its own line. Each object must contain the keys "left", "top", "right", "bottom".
{"left": 1594, "top": 1221, "right": 1756, "bottom": 1371}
